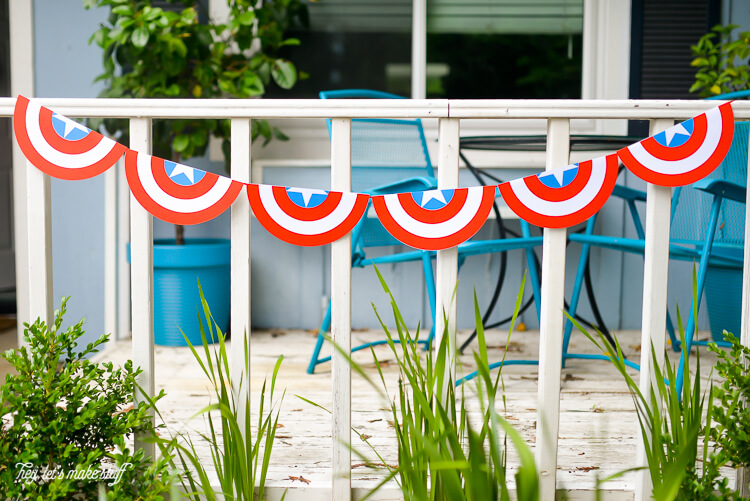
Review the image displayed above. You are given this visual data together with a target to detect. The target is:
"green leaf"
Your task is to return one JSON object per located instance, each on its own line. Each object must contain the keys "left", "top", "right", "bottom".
{"left": 173, "top": 134, "right": 190, "bottom": 153}
{"left": 237, "top": 10, "right": 256, "bottom": 26}
{"left": 271, "top": 59, "right": 296, "bottom": 89}
{"left": 131, "top": 26, "right": 149, "bottom": 49}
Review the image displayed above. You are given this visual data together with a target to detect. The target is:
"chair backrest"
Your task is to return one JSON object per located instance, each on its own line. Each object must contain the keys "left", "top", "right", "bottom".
{"left": 669, "top": 120, "right": 748, "bottom": 249}
{"left": 319, "top": 89, "right": 434, "bottom": 194}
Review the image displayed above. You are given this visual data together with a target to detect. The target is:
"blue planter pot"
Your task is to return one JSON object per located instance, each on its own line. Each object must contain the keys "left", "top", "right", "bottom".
{"left": 129, "top": 239, "right": 231, "bottom": 346}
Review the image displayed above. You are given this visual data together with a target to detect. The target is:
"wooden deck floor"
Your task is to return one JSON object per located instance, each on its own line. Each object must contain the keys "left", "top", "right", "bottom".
{"left": 94, "top": 326, "right": 725, "bottom": 500}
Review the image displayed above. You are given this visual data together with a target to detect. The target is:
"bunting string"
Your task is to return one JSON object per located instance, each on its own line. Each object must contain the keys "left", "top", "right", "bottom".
{"left": 13, "top": 95, "right": 735, "bottom": 250}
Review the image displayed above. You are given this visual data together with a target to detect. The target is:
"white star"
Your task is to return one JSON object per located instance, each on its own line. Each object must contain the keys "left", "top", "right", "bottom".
{"left": 168, "top": 163, "right": 197, "bottom": 184}
{"left": 52, "top": 113, "right": 89, "bottom": 138}
{"left": 663, "top": 123, "right": 691, "bottom": 146}
{"left": 287, "top": 187, "right": 327, "bottom": 207}
{"left": 543, "top": 166, "right": 572, "bottom": 187}
{"left": 419, "top": 189, "right": 448, "bottom": 208}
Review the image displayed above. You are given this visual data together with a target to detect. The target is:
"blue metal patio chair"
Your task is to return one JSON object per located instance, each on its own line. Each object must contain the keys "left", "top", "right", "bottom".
{"left": 565, "top": 95, "right": 748, "bottom": 383}
{"left": 307, "top": 89, "right": 544, "bottom": 374}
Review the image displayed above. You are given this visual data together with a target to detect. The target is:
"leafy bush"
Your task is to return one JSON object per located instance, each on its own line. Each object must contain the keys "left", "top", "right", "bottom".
{"left": 690, "top": 24, "right": 750, "bottom": 97}
{"left": 84, "top": 0, "right": 308, "bottom": 162}
{"left": 0, "top": 298, "right": 173, "bottom": 500}
{"left": 709, "top": 332, "right": 750, "bottom": 481}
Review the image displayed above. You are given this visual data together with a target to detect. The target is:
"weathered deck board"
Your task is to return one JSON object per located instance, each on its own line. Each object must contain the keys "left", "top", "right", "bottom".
{"left": 94, "top": 327, "right": 724, "bottom": 499}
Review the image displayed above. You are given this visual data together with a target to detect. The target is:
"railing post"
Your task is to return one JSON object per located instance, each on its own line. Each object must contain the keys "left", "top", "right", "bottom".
{"left": 230, "top": 118, "right": 252, "bottom": 436}
{"left": 331, "top": 118, "right": 352, "bottom": 501}
{"left": 129, "top": 118, "right": 154, "bottom": 458}
{"left": 535, "top": 117, "right": 570, "bottom": 501}
{"left": 635, "top": 118, "right": 674, "bottom": 501}
{"left": 118, "top": 162, "right": 131, "bottom": 340}
{"left": 104, "top": 166, "right": 117, "bottom": 339}
{"left": 737, "top": 123, "right": 750, "bottom": 498}
{"left": 436, "top": 118, "right": 460, "bottom": 383}
{"left": 25, "top": 159, "right": 53, "bottom": 329}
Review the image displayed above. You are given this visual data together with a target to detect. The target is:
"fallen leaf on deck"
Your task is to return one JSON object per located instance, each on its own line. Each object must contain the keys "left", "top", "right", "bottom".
{"left": 576, "top": 466, "right": 600, "bottom": 472}
{"left": 368, "top": 418, "right": 382, "bottom": 423}
{"left": 276, "top": 423, "right": 285, "bottom": 428}
{"left": 288, "top": 476, "right": 310, "bottom": 484}
{"left": 360, "top": 434, "right": 371, "bottom": 441}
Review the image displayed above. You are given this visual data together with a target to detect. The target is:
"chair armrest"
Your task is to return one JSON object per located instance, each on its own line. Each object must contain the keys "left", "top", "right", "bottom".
{"left": 694, "top": 179, "right": 747, "bottom": 204}
{"left": 611, "top": 184, "right": 647, "bottom": 202}
{"left": 366, "top": 176, "right": 437, "bottom": 196}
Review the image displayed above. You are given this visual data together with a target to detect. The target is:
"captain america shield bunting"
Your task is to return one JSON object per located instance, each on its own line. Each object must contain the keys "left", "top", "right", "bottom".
{"left": 13, "top": 95, "right": 126, "bottom": 180}
{"left": 498, "top": 154, "right": 619, "bottom": 228}
{"left": 618, "top": 102, "right": 734, "bottom": 186}
{"left": 247, "top": 184, "right": 369, "bottom": 246}
{"left": 125, "top": 151, "right": 243, "bottom": 225}
{"left": 371, "top": 186, "right": 496, "bottom": 250}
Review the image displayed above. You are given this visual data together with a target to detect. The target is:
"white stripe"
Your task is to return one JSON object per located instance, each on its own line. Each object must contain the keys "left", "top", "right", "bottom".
{"left": 382, "top": 186, "right": 485, "bottom": 238}
{"left": 257, "top": 184, "right": 359, "bottom": 236}
{"left": 508, "top": 156, "right": 608, "bottom": 216}
{"left": 25, "top": 100, "right": 118, "bottom": 169}
{"left": 137, "top": 153, "right": 232, "bottom": 212}
{"left": 626, "top": 106, "right": 724, "bottom": 175}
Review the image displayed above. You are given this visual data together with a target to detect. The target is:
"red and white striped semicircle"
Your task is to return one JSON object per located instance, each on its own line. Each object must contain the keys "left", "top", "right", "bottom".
{"left": 617, "top": 102, "right": 734, "bottom": 186}
{"left": 125, "top": 150, "right": 243, "bottom": 225}
{"left": 13, "top": 95, "right": 126, "bottom": 180}
{"left": 371, "top": 185, "right": 496, "bottom": 250}
{"left": 247, "top": 184, "right": 369, "bottom": 246}
{"left": 498, "top": 154, "right": 619, "bottom": 228}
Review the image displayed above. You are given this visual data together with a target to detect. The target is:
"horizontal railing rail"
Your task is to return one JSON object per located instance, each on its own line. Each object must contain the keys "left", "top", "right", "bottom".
{"left": 5, "top": 97, "right": 749, "bottom": 501}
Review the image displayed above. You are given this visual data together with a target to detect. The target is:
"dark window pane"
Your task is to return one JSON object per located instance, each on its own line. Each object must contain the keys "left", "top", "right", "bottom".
{"left": 266, "top": 30, "right": 412, "bottom": 98}
{"left": 426, "top": 33, "right": 583, "bottom": 99}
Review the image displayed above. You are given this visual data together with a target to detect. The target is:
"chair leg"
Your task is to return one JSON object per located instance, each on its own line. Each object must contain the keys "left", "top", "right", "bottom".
{"left": 563, "top": 217, "right": 596, "bottom": 367}
{"left": 521, "top": 221, "right": 542, "bottom": 322}
{"left": 676, "top": 195, "right": 723, "bottom": 394}
{"left": 422, "top": 251, "right": 437, "bottom": 347}
{"left": 665, "top": 311, "right": 681, "bottom": 352}
{"left": 306, "top": 297, "right": 332, "bottom": 374}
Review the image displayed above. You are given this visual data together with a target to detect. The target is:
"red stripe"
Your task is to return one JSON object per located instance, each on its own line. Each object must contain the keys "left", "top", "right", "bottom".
{"left": 125, "top": 150, "right": 241, "bottom": 224}
{"left": 14, "top": 95, "right": 125, "bottom": 180}
{"left": 499, "top": 154, "right": 619, "bottom": 228}
{"left": 398, "top": 188, "right": 467, "bottom": 223}
{"left": 38, "top": 105, "right": 102, "bottom": 154}
{"left": 372, "top": 187, "right": 494, "bottom": 250}
{"left": 618, "top": 103, "right": 734, "bottom": 187}
{"left": 151, "top": 156, "right": 219, "bottom": 200}
{"left": 640, "top": 113, "right": 707, "bottom": 160}
{"left": 247, "top": 184, "right": 369, "bottom": 246}
{"left": 523, "top": 160, "right": 593, "bottom": 202}
{"left": 272, "top": 186, "right": 344, "bottom": 222}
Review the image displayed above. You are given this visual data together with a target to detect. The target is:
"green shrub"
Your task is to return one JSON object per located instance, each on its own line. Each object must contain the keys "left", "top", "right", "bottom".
{"left": 709, "top": 331, "right": 750, "bottom": 484}
{"left": 0, "top": 298, "right": 172, "bottom": 500}
{"left": 690, "top": 24, "right": 750, "bottom": 97}
{"left": 84, "top": 0, "right": 308, "bottom": 163}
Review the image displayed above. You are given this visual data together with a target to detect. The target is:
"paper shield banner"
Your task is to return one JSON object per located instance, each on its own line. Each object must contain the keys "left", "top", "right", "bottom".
{"left": 247, "top": 184, "right": 369, "bottom": 246}
{"left": 14, "top": 95, "right": 126, "bottom": 180}
{"left": 498, "top": 154, "right": 619, "bottom": 228}
{"left": 125, "top": 151, "right": 243, "bottom": 225}
{"left": 371, "top": 186, "right": 496, "bottom": 250}
{"left": 617, "top": 102, "right": 734, "bottom": 186}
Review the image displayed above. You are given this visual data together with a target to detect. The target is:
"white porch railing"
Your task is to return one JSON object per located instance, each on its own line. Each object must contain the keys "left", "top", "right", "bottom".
{"left": 3, "top": 97, "right": 750, "bottom": 500}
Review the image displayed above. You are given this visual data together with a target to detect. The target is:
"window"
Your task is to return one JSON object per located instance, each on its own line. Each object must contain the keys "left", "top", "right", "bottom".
{"left": 268, "top": 0, "right": 583, "bottom": 99}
